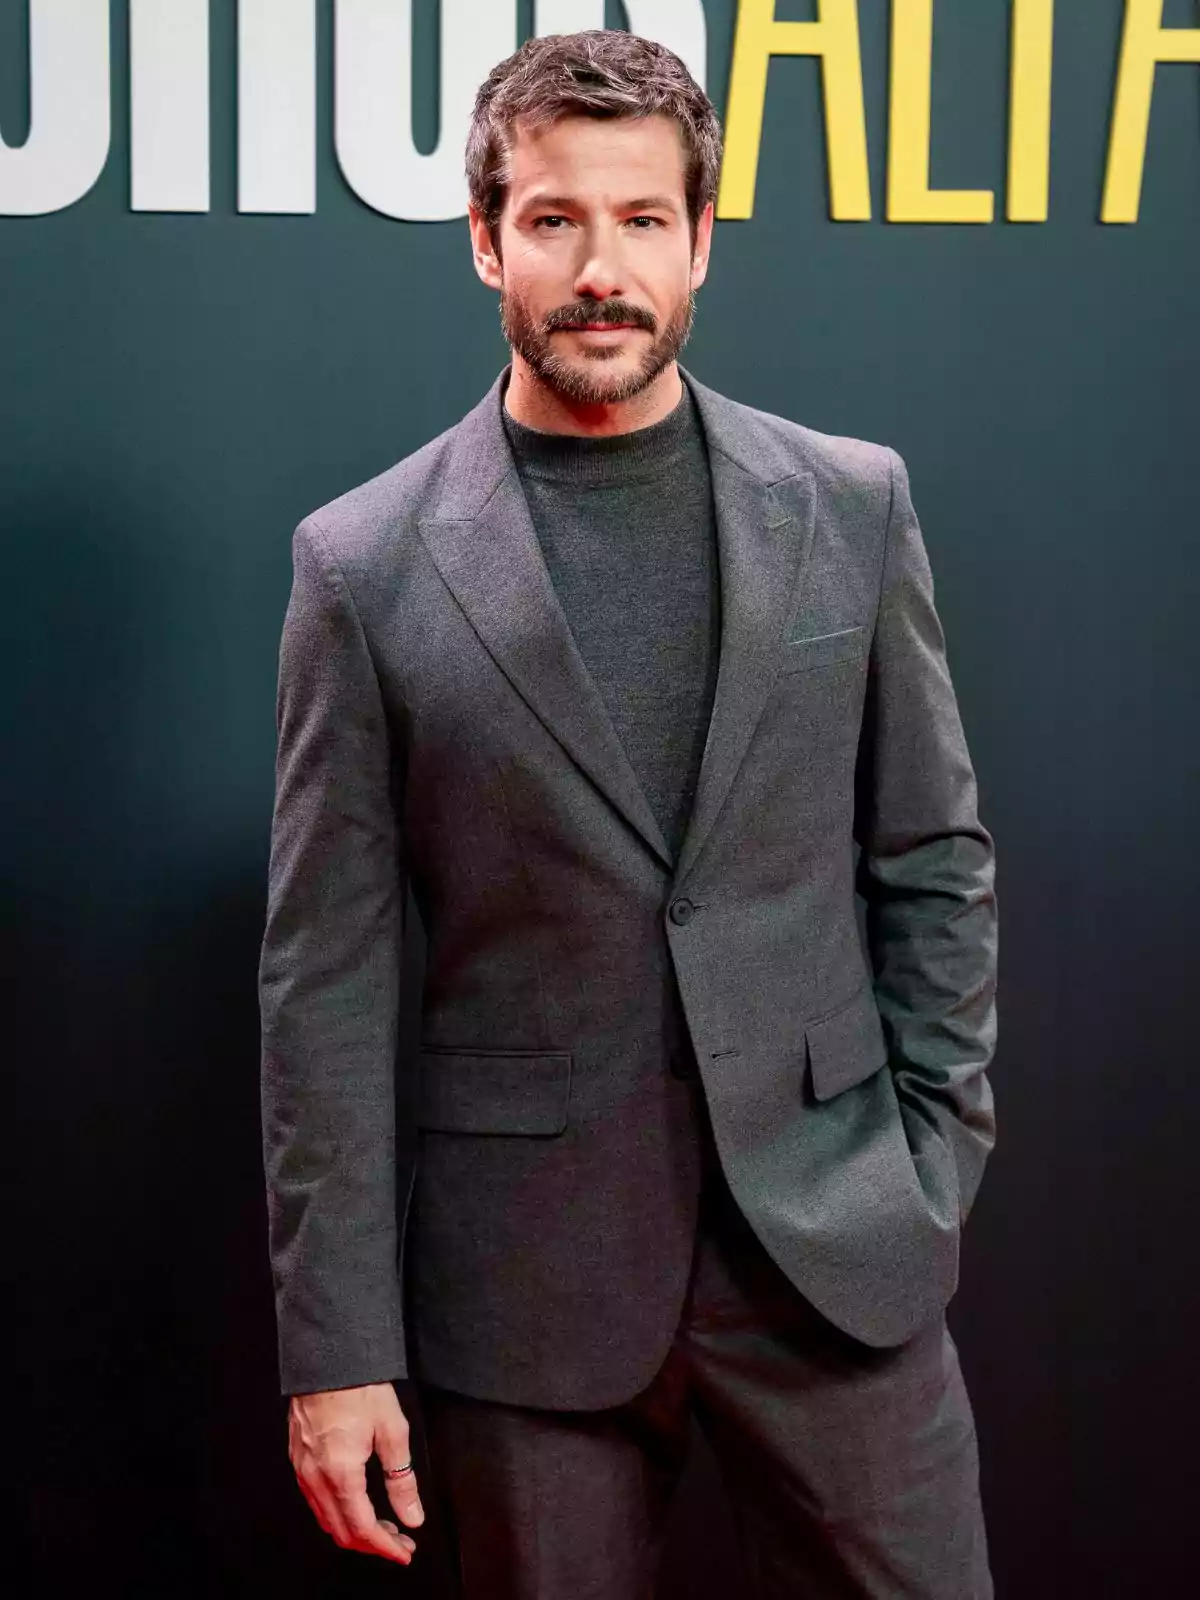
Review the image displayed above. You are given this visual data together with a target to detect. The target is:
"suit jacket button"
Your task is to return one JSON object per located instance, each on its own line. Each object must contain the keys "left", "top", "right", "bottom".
{"left": 669, "top": 897, "right": 695, "bottom": 926}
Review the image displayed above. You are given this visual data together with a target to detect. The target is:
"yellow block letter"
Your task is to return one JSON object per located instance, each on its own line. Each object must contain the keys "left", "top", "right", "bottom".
{"left": 717, "top": 0, "right": 871, "bottom": 222}
{"left": 1008, "top": 0, "right": 1054, "bottom": 222}
{"left": 1102, "top": 0, "right": 1200, "bottom": 224}
{"left": 888, "top": 0, "right": 994, "bottom": 223}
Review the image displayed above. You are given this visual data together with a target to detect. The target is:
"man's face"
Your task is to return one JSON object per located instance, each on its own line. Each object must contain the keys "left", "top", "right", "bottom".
{"left": 472, "top": 113, "right": 712, "bottom": 407}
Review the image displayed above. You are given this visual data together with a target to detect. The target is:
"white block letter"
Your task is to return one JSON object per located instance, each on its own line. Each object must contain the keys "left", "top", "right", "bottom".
{"left": 238, "top": 0, "right": 317, "bottom": 213}
{"left": 130, "top": 0, "right": 210, "bottom": 212}
{"left": 335, "top": 0, "right": 517, "bottom": 222}
{"left": 622, "top": 1, "right": 706, "bottom": 90}
{"left": 0, "top": 0, "right": 111, "bottom": 217}
{"left": 534, "top": 1, "right": 707, "bottom": 91}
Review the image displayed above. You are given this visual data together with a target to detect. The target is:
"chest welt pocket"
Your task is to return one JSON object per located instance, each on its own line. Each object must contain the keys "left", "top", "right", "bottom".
{"left": 416, "top": 1048, "right": 572, "bottom": 1135}
{"left": 805, "top": 984, "right": 889, "bottom": 1101}
{"left": 783, "top": 625, "right": 868, "bottom": 673}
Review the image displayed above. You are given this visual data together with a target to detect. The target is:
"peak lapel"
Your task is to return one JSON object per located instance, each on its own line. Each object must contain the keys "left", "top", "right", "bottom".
{"left": 672, "top": 372, "right": 818, "bottom": 888}
{"left": 419, "top": 371, "right": 674, "bottom": 871}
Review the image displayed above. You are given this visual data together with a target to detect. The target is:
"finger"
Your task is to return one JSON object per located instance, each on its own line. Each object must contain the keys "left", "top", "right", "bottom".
{"left": 333, "top": 1472, "right": 416, "bottom": 1563}
{"left": 375, "top": 1518, "right": 416, "bottom": 1558}
{"left": 383, "top": 1468, "right": 425, "bottom": 1530}
{"left": 378, "top": 1422, "right": 425, "bottom": 1529}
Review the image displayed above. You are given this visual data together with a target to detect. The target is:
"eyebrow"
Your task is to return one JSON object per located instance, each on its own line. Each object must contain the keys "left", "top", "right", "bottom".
{"left": 517, "top": 193, "right": 680, "bottom": 217}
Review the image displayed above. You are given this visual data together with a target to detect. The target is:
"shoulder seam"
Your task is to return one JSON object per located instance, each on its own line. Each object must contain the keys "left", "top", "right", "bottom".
{"left": 298, "top": 513, "right": 387, "bottom": 688}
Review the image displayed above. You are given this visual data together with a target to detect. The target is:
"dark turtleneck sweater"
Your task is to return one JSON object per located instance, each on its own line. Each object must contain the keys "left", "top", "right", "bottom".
{"left": 501, "top": 378, "right": 720, "bottom": 862}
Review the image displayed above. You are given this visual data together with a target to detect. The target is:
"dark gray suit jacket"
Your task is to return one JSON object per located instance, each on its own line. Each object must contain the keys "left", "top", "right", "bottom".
{"left": 258, "top": 364, "right": 997, "bottom": 1407}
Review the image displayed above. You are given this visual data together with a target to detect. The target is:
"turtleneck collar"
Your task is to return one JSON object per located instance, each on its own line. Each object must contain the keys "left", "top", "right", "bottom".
{"left": 501, "top": 374, "right": 701, "bottom": 489}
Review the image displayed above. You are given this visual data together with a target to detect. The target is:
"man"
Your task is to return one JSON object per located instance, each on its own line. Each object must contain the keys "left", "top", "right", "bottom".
{"left": 259, "top": 29, "right": 998, "bottom": 1600}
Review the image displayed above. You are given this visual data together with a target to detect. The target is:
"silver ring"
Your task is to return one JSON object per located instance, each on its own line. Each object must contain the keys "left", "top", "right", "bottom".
{"left": 383, "top": 1462, "right": 414, "bottom": 1479}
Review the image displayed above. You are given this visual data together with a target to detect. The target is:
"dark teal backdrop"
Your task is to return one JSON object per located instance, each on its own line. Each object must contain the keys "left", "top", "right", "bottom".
{"left": 4, "top": 3, "right": 1198, "bottom": 1594}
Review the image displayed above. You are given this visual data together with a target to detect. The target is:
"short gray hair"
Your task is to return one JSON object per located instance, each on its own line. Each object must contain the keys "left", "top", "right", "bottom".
{"left": 465, "top": 30, "right": 722, "bottom": 247}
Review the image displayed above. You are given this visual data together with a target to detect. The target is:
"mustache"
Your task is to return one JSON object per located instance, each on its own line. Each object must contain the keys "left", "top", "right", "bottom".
{"left": 543, "top": 300, "right": 657, "bottom": 333}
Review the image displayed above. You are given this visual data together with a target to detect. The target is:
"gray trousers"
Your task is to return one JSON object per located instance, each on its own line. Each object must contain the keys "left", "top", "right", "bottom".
{"left": 416, "top": 1140, "right": 992, "bottom": 1600}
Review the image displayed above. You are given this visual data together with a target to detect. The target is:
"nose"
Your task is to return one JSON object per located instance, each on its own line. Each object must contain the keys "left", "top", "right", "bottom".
{"left": 573, "top": 228, "right": 625, "bottom": 303}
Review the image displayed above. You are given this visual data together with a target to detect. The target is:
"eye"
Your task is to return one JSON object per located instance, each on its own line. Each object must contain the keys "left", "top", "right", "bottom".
{"left": 534, "top": 215, "right": 570, "bottom": 230}
{"left": 627, "top": 216, "right": 663, "bottom": 229}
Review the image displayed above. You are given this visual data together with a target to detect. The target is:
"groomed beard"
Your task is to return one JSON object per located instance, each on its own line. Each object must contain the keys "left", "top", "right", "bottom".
{"left": 499, "top": 284, "right": 696, "bottom": 406}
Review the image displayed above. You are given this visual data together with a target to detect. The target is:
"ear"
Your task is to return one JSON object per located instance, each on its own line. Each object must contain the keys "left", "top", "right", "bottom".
{"left": 689, "top": 200, "right": 715, "bottom": 292}
{"left": 468, "top": 204, "right": 503, "bottom": 291}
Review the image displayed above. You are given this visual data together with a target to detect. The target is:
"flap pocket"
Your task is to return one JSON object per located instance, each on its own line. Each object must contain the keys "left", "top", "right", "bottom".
{"left": 416, "top": 1048, "right": 572, "bottom": 1135}
{"left": 805, "top": 984, "right": 888, "bottom": 1101}
{"left": 783, "top": 625, "right": 867, "bottom": 672}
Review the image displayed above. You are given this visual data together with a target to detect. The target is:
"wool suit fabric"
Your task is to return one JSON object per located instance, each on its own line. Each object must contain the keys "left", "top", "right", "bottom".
{"left": 258, "top": 364, "right": 998, "bottom": 1415}
{"left": 415, "top": 1150, "right": 991, "bottom": 1599}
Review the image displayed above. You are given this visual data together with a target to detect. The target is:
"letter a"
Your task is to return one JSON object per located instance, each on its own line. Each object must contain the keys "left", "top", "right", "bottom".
{"left": 718, "top": 0, "right": 871, "bottom": 223}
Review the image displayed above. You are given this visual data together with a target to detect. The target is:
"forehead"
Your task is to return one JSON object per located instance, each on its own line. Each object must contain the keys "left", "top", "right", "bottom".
{"left": 504, "top": 113, "right": 687, "bottom": 203}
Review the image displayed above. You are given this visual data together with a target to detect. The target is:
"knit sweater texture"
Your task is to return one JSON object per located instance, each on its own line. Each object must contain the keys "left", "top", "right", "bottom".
{"left": 501, "top": 378, "right": 720, "bottom": 861}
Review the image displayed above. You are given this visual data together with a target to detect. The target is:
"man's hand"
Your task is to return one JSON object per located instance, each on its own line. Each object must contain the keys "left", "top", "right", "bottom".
{"left": 288, "top": 1382, "right": 425, "bottom": 1565}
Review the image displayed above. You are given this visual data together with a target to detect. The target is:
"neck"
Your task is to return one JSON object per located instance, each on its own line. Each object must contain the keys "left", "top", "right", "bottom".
{"left": 503, "top": 356, "right": 684, "bottom": 438}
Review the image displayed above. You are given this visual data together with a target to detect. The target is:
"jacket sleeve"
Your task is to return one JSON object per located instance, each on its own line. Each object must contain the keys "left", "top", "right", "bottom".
{"left": 853, "top": 449, "right": 998, "bottom": 1228}
{"left": 258, "top": 515, "right": 409, "bottom": 1395}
